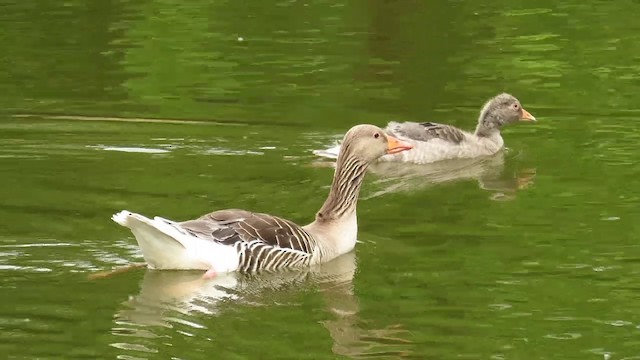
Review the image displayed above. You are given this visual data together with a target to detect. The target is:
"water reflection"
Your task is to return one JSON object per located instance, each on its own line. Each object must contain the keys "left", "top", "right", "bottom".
{"left": 312, "top": 151, "right": 536, "bottom": 201}
{"left": 112, "top": 252, "right": 412, "bottom": 358}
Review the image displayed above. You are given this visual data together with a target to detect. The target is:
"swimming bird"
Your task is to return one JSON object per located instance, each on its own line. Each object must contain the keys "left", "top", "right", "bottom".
{"left": 313, "top": 93, "right": 536, "bottom": 164}
{"left": 111, "top": 124, "right": 413, "bottom": 278}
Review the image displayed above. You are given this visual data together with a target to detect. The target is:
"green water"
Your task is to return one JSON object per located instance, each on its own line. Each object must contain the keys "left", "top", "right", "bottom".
{"left": 2, "top": 1, "right": 640, "bottom": 359}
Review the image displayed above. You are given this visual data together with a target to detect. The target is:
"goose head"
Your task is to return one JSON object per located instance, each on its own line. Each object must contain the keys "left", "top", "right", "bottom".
{"left": 476, "top": 93, "right": 536, "bottom": 135}
{"left": 339, "top": 124, "right": 413, "bottom": 163}
{"left": 304, "top": 124, "right": 413, "bottom": 262}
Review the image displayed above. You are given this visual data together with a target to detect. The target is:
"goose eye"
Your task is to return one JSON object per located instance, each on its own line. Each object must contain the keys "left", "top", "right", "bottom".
{"left": 374, "top": 133, "right": 380, "bottom": 139}
{"left": 513, "top": 103, "right": 519, "bottom": 109}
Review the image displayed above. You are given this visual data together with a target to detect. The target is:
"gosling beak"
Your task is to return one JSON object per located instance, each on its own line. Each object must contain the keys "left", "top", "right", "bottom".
{"left": 386, "top": 135, "right": 413, "bottom": 154}
{"left": 521, "top": 108, "right": 537, "bottom": 122}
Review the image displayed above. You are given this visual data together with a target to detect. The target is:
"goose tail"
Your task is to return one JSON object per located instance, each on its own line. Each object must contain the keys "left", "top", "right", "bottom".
{"left": 112, "top": 210, "right": 214, "bottom": 270}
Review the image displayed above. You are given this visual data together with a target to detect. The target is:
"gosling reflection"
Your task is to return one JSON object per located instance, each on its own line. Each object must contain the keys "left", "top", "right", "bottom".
{"left": 313, "top": 151, "right": 536, "bottom": 201}
{"left": 115, "top": 252, "right": 412, "bottom": 358}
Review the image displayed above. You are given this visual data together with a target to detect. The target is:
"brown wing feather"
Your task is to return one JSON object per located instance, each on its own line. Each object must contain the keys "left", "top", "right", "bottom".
{"left": 388, "top": 121, "right": 466, "bottom": 144}
{"left": 178, "top": 209, "right": 313, "bottom": 254}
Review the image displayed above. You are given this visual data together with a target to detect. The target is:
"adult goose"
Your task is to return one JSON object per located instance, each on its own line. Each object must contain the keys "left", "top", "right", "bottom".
{"left": 112, "top": 124, "right": 413, "bottom": 277}
{"left": 313, "top": 93, "right": 536, "bottom": 164}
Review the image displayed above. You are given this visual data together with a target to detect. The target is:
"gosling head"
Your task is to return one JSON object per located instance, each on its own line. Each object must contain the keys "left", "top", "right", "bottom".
{"left": 477, "top": 93, "right": 536, "bottom": 135}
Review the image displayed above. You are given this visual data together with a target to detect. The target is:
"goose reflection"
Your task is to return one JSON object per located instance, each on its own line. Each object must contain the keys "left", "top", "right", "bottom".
{"left": 313, "top": 151, "right": 536, "bottom": 201}
{"left": 114, "top": 252, "right": 412, "bottom": 358}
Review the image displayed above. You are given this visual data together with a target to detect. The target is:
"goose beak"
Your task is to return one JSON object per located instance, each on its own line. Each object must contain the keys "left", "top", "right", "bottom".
{"left": 386, "top": 135, "right": 413, "bottom": 154}
{"left": 521, "top": 108, "right": 537, "bottom": 122}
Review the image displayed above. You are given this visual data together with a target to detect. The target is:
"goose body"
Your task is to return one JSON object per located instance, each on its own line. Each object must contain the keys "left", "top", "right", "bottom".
{"left": 112, "top": 124, "right": 413, "bottom": 275}
{"left": 314, "top": 93, "right": 536, "bottom": 164}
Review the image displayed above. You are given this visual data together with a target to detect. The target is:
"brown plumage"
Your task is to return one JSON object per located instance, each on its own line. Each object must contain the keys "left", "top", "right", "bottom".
{"left": 112, "top": 124, "right": 413, "bottom": 274}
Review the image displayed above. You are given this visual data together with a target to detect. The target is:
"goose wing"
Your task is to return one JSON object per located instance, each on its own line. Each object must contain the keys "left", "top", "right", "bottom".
{"left": 178, "top": 209, "right": 316, "bottom": 272}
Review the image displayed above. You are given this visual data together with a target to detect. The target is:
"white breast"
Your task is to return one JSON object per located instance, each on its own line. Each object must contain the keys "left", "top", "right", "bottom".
{"left": 305, "top": 212, "right": 358, "bottom": 264}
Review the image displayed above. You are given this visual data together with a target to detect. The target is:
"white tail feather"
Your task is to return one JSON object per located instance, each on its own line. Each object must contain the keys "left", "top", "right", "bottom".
{"left": 312, "top": 143, "right": 341, "bottom": 159}
{"left": 111, "top": 210, "right": 239, "bottom": 272}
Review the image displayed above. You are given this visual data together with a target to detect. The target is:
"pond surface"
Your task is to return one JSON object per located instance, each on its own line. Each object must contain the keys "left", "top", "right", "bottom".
{"left": 2, "top": 1, "right": 640, "bottom": 359}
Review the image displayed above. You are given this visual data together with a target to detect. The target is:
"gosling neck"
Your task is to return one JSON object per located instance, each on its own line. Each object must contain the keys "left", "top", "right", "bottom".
{"left": 474, "top": 121, "right": 502, "bottom": 138}
{"left": 474, "top": 109, "right": 504, "bottom": 138}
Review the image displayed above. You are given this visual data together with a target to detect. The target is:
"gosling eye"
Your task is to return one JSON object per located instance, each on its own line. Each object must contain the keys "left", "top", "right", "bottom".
{"left": 373, "top": 133, "right": 380, "bottom": 139}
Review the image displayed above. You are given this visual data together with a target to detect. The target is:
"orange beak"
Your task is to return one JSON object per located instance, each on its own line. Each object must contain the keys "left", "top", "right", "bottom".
{"left": 521, "top": 108, "right": 537, "bottom": 122}
{"left": 386, "top": 135, "right": 413, "bottom": 154}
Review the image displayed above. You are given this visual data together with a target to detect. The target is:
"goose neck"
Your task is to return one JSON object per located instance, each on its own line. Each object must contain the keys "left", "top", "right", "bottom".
{"left": 315, "top": 154, "right": 368, "bottom": 222}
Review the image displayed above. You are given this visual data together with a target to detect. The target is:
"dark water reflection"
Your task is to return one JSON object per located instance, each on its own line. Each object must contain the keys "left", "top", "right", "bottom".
{"left": 113, "top": 253, "right": 413, "bottom": 359}
{"left": 313, "top": 150, "right": 537, "bottom": 201}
